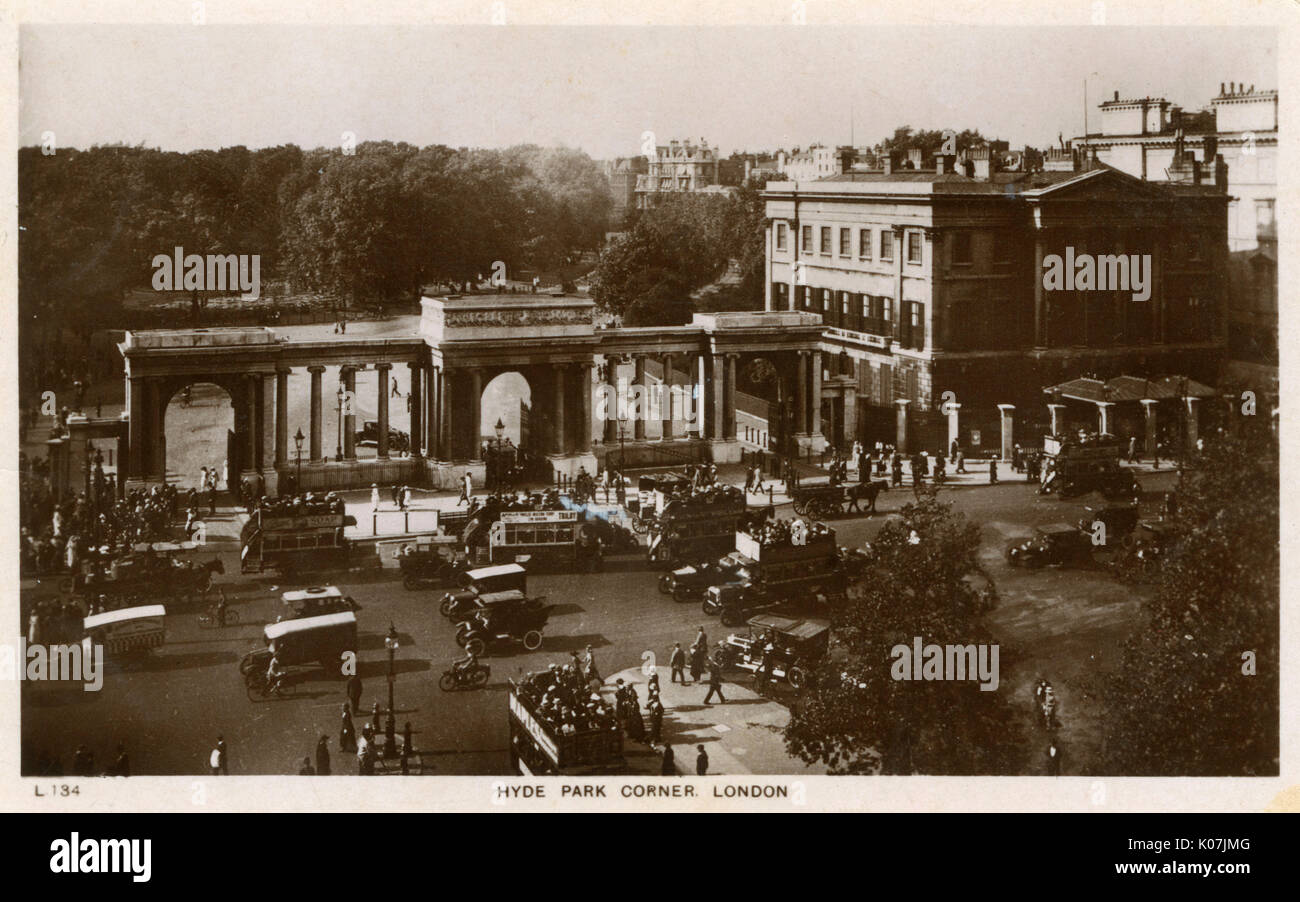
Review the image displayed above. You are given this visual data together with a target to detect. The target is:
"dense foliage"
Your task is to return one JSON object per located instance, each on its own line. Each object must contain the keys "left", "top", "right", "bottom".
{"left": 785, "top": 495, "right": 1022, "bottom": 774}
{"left": 1103, "top": 420, "right": 1279, "bottom": 775}
{"left": 18, "top": 141, "right": 612, "bottom": 321}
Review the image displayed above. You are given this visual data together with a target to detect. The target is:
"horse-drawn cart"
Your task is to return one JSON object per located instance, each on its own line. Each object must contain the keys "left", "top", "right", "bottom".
{"left": 790, "top": 480, "right": 885, "bottom": 518}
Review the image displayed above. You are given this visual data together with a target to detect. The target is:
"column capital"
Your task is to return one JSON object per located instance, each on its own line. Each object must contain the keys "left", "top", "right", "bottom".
{"left": 996, "top": 403, "right": 1015, "bottom": 412}
{"left": 895, "top": 399, "right": 912, "bottom": 409}
{"left": 307, "top": 364, "right": 326, "bottom": 374}
{"left": 275, "top": 366, "right": 292, "bottom": 376}
{"left": 1140, "top": 398, "right": 1159, "bottom": 407}
{"left": 1047, "top": 402, "right": 1067, "bottom": 410}
{"left": 1095, "top": 400, "right": 1116, "bottom": 409}
{"left": 375, "top": 361, "right": 392, "bottom": 371}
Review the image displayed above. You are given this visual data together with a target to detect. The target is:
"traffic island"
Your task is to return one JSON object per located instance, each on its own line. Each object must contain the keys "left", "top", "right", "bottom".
{"left": 601, "top": 666, "right": 825, "bottom": 776}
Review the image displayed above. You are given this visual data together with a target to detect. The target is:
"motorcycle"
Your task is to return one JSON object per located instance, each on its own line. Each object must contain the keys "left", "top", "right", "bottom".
{"left": 438, "top": 661, "right": 491, "bottom": 691}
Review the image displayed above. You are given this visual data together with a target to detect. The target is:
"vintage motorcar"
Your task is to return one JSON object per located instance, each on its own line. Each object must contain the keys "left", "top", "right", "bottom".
{"left": 657, "top": 553, "right": 745, "bottom": 603}
{"left": 454, "top": 596, "right": 553, "bottom": 657}
{"left": 279, "top": 585, "right": 361, "bottom": 620}
{"left": 711, "top": 612, "right": 831, "bottom": 691}
{"left": 440, "top": 563, "right": 528, "bottom": 618}
{"left": 355, "top": 420, "right": 410, "bottom": 453}
{"left": 1005, "top": 523, "right": 1095, "bottom": 569}
{"left": 240, "top": 609, "right": 358, "bottom": 677}
{"left": 396, "top": 537, "right": 468, "bottom": 590}
{"left": 449, "top": 589, "right": 548, "bottom": 641}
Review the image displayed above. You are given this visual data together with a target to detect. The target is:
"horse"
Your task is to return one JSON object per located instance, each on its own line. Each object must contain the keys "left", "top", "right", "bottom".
{"left": 845, "top": 480, "right": 887, "bottom": 514}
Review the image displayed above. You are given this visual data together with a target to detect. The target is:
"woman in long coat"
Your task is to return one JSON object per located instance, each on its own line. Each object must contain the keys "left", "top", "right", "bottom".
{"left": 339, "top": 705, "right": 357, "bottom": 753}
{"left": 315, "top": 735, "right": 331, "bottom": 776}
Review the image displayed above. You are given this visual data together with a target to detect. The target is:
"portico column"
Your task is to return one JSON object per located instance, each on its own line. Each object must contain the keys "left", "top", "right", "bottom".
{"left": 274, "top": 367, "right": 290, "bottom": 467}
{"left": 709, "top": 353, "right": 726, "bottom": 440}
{"left": 468, "top": 368, "right": 482, "bottom": 460}
{"left": 146, "top": 378, "right": 164, "bottom": 479}
{"left": 246, "top": 374, "right": 261, "bottom": 469}
{"left": 661, "top": 354, "right": 675, "bottom": 440}
{"left": 308, "top": 366, "right": 324, "bottom": 462}
{"left": 408, "top": 362, "right": 423, "bottom": 458}
{"left": 895, "top": 399, "right": 911, "bottom": 452}
{"left": 375, "top": 363, "right": 391, "bottom": 458}
{"left": 1185, "top": 396, "right": 1200, "bottom": 451}
{"left": 1141, "top": 399, "right": 1158, "bottom": 457}
{"left": 1048, "top": 403, "right": 1067, "bottom": 437}
{"left": 795, "top": 351, "right": 808, "bottom": 435}
{"left": 809, "top": 350, "right": 822, "bottom": 438}
{"left": 342, "top": 367, "right": 357, "bottom": 460}
{"left": 552, "top": 364, "right": 567, "bottom": 455}
{"left": 127, "top": 375, "right": 145, "bottom": 479}
{"left": 946, "top": 401, "right": 962, "bottom": 450}
{"left": 997, "top": 404, "right": 1015, "bottom": 460}
{"left": 428, "top": 366, "right": 441, "bottom": 459}
{"left": 633, "top": 356, "right": 646, "bottom": 440}
{"left": 579, "top": 362, "right": 594, "bottom": 452}
{"left": 1097, "top": 401, "right": 1115, "bottom": 437}
{"left": 603, "top": 358, "right": 619, "bottom": 444}
{"left": 724, "top": 353, "right": 738, "bottom": 441}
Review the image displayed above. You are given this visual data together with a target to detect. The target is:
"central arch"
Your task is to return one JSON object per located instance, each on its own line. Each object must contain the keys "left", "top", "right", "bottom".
{"left": 159, "top": 377, "right": 242, "bottom": 489}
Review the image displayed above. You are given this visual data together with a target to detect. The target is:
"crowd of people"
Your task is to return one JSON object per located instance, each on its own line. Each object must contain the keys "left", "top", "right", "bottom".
{"left": 749, "top": 516, "right": 834, "bottom": 548}
{"left": 250, "top": 490, "right": 346, "bottom": 518}
{"left": 515, "top": 662, "right": 619, "bottom": 737}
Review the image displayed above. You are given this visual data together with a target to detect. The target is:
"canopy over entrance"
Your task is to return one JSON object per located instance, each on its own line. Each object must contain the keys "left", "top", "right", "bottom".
{"left": 1043, "top": 375, "right": 1218, "bottom": 404}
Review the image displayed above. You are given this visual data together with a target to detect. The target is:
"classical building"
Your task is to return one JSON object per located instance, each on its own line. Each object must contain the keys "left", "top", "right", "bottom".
{"left": 762, "top": 157, "right": 1230, "bottom": 454}
{"left": 634, "top": 139, "right": 720, "bottom": 209}
{"left": 778, "top": 145, "right": 847, "bottom": 181}
{"left": 1075, "top": 84, "right": 1278, "bottom": 388}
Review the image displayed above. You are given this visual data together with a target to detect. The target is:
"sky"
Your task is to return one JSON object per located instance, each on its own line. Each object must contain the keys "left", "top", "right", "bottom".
{"left": 18, "top": 25, "right": 1276, "bottom": 159}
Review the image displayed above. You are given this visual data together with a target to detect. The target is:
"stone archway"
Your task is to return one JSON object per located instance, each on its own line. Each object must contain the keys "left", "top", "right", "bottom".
{"left": 160, "top": 380, "right": 238, "bottom": 488}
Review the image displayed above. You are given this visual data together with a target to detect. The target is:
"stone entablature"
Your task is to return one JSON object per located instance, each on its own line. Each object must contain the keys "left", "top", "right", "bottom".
{"left": 421, "top": 293, "right": 595, "bottom": 342}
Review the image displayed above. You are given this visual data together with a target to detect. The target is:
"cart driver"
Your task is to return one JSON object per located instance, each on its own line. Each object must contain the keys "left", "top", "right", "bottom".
{"left": 266, "top": 652, "right": 287, "bottom": 694}
{"left": 453, "top": 648, "right": 479, "bottom": 674}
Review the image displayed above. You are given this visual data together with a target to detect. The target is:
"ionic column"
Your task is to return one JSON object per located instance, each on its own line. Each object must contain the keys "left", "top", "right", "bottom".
{"left": 632, "top": 356, "right": 646, "bottom": 440}
{"left": 469, "top": 368, "right": 482, "bottom": 460}
{"left": 1097, "top": 401, "right": 1115, "bottom": 437}
{"left": 308, "top": 365, "right": 324, "bottom": 462}
{"left": 274, "top": 367, "right": 290, "bottom": 466}
{"left": 427, "top": 366, "right": 441, "bottom": 459}
{"left": 1141, "top": 399, "right": 1158, "bottom": 457}
{"left": 127, "top": 375, "right": 145, "bottom": 479}
{"left": 724, "top": 353, "right": 738, "bottom": 441}
{"left": 376, "top": 363, "right": 391, "bottom": 459}
{"left": 579, "top": 362, "right": 594, "bottom": 452}
{"left": 246, "top": 375, "right": 261, "bottom": 469}
{"left": 603, "top": 358, "right": 619, "bottom": 444}
{"left": 946, "top": 401, "right": 962, "bottom": 450}
{"left": 1048, "top": 403, "right": 1067, "bottom": 437}
{"left": 794, "top": 351, "right": 808, "bottom": 435}
{"left": 997, "top": 404, "right": 1015, "bottom": 460}
{"left": 661, "top": 354, "right": 675, "bottom": 441}
{"left": 438, "top": 369, "right": 450, "bottom": 460}
{"left": 553, "top": 364, "right": 567, "bottom": 455}
{"left": 342, "top": 367, "right": 357, "bottom": 460}
{"left": 895, "top": 399, "right": 911, "bottom": 452}
{"left": 409, "top": 362, "right": 423, "bottom": 458}
{"left": 809, "top": 350, "right": 822, "bottom": 438}
{"left": 709, "top": 353, "right": 725, "bottom": 440}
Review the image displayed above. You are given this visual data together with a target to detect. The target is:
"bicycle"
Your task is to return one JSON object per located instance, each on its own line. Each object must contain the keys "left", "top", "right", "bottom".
{"left": 245, "top": 671, "right": 294, "bottom": 701}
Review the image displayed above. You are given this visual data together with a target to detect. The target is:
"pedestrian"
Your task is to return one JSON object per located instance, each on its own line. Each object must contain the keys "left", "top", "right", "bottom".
{"left": 950, "top": 439, "right": 958, "bottom": 459}
{"left": 703, "top": 667, "right": 726, "bottom": 705}
{"left": 459, "top": 471, "right": 473, "bottom": 507}
{"left": 391, "top": 484, "right": 401, "bottom": 507}
{"left": 891, "top": 455, "right": 903, "bottom": 487}
{"left": 692, "top": 626, "right": 708, "bottom": 655}
{"left": 1046, "top": 740, "right": 1062, "bottom": 776}
{"left": 316, "top": 735, "right": 331, "bottom": 776}
{"left": 647, "top": 697, "right": 664, "bottom": 745}
{"left": 989, "top": 458, "right": 999, "bottom": 485}
{"left": 298, "top": 757, "right": 315, "bottom": 775}
{"left": 688, "top": 643, "right": 705, "bottom": 684}
{"left": 347, "top": 673, "right": 362, "bottom": 714}
{"left": 744, "top": 466, "right": 754, "bottom": 494}
{"left": 371, "top": 483, "right": 380, "bottom": 512}
{"left": 661, "top": 745, "right": 676, "bottom": 775}
{"left": 399, "top": 485, "right": 410, "bottom": 511}
{"left": 583, "top": 645, "right": 600, "bottom": 683}
{"left": 696, "top": 744, "right": 709, "bottom": 776}
{"left": 956, "top": 448, "right": 966, "bottom": 474}
{"left": 402, "top": 721, "right": 413, "bottom": 758}
{"left": 340, "top": 705, "right": 357, "bottom": 753}
{"left": 1127, "top": 435, "right": 1137, "bottom": 462}
{"left": 669, "top": 642, "right": 686, "bottom": 683}
{"left": 209, "top": 735, "right": 227, "bottom": 775}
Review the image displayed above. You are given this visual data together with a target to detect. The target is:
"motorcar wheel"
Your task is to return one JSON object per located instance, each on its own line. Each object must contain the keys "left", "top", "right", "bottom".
{"left": 522, "top": 630, "right": 543, "bottom": 651}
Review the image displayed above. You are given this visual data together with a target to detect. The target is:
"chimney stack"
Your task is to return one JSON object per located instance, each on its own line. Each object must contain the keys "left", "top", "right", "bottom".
{"left": 1220, "top": 82, "right": 1225, "bottom": 95}
{"left": 1114, "top": 90, "right": 1119, "bottom": 101}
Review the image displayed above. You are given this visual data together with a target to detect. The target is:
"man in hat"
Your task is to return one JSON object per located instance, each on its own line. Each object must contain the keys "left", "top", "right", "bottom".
{"left": 371, "top": 484, "right": 380, "bottom": 513}
{"left": 669, "top": 642, "right": 686, "bottom": 684}
{"left": 703, "top": 667, "right": 726, "bottom": 705}
{"left": 695, "top": 744, "right": 709, "bottom": 776}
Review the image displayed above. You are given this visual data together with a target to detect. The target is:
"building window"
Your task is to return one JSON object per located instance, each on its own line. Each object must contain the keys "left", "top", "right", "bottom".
{"left": 859, "top": 228, "right": 872, "bottom": 259}
{"left": 839, "top": 228, "right": 851, "bottom": 257}
{"left": 775, "top": 222, "right": 788, "bottom": 251}
{"left": 907, "top": 230, "right": 923, "bottom": 264}
{"left": 841, "top": 291, "right": 849, "bottom": 315}
{"left": 820, "top": 226, "right": 832, "bottom": 255}
{"left": 801, "top": 225, "right": 813, "bottom": 254}
{"left": 822, "top": 289, "right": 830, "bottom": 311}
{"left": 880, "top": 229, "right": 894, "bottom": 261}
{"left": 953, "top": 232, "right": 973, "bottom": 265}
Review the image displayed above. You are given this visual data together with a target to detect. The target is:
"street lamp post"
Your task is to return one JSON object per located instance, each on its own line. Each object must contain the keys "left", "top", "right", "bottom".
{"left": 493, "top": 418, "right": 505, "bottom": 490}
{"left": 335, "top": 384, "right": 344, "bottom": 462}
{"left": 384, "top": 623, "right": 399, "bottom": 758}
{"left": 293, "top": 427, "right": 304, "bottom": 492}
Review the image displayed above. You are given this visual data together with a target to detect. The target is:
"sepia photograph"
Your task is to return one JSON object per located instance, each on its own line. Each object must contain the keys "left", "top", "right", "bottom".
{"left": 4, "top": 1, "right": 1288, "bottom": 818}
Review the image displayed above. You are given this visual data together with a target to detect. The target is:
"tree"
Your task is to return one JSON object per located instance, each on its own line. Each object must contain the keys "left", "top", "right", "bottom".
{"left": 1103, "top": 421, "right": 1278, "bottom": 775}
{"left": 785, "top": 495, "right": 1021, "bottom": 774}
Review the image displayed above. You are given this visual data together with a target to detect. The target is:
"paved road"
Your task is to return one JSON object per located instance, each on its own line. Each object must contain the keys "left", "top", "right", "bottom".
{"left": 21, "top": 464, "right": 1177, "bottom": 777}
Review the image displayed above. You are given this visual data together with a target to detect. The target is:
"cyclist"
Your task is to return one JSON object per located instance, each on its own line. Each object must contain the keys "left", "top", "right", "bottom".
{"left": 265, "top": 652, "right": 287, "bottom": 695}
{"left": 213, "top": 590, "right": 228, "bottom": 627}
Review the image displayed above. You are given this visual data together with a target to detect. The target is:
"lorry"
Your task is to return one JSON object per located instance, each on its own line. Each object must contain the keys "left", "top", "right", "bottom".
{"left": 240, "top": 509, "right": 357, "bottom": 575}
{"left": 702, "top": 521, "right": 846, "bottom": 626}
{"left": 507, "top": 680, "right": 625, "bottom": 776}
